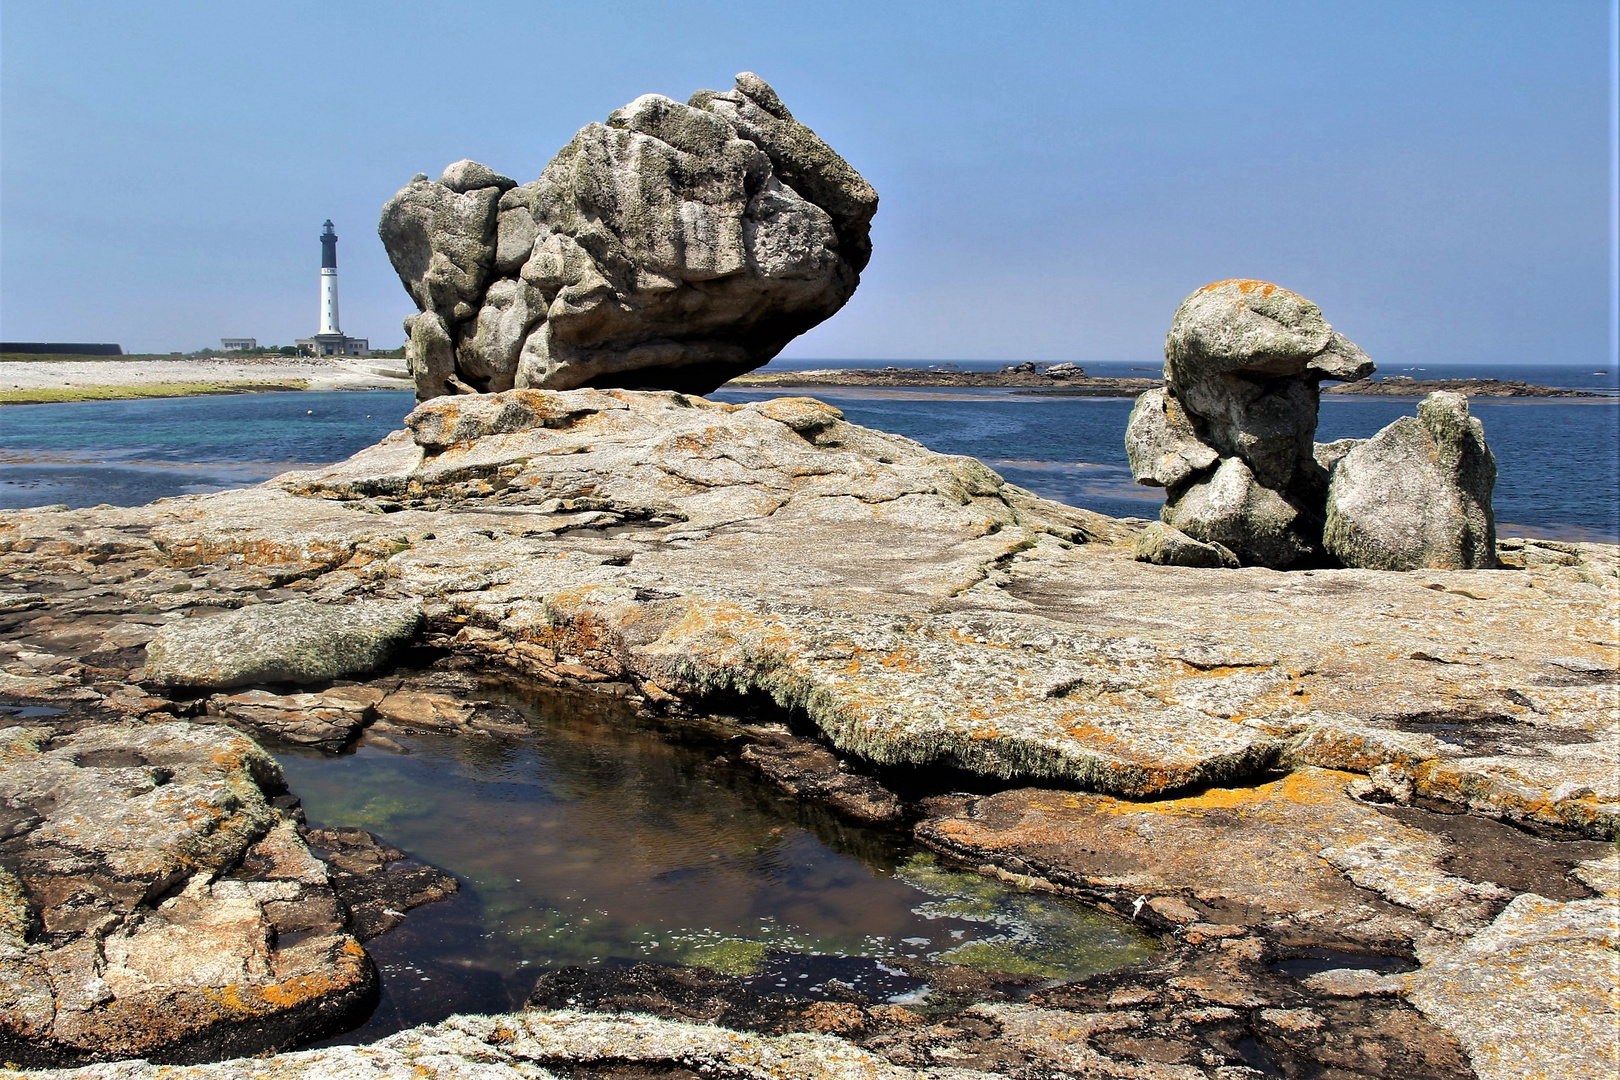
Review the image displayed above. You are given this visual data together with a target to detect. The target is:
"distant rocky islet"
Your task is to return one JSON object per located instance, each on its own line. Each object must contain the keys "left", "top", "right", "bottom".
{"left": 1, "top": 72, "right": 1615, "bottom": 1080}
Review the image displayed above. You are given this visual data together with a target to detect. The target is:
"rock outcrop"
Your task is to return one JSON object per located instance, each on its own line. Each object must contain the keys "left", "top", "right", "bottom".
{"left": 381, "top": 73, "right": 877, "bottom": 401}
{"left": 1126, "top": 280, "right": 1375, "bottom": 568}
{"left": 0, "top": 723, "right": 374, "bottom": 1066}
{"left": 0, "top": 387, "right": 1615, "bottom": 1076}
{"left": 1127, "top": 281, "right": 1503, "bottom": 572}
{"left": 1324, "top": 391, "right": 1499, "bottom": 571}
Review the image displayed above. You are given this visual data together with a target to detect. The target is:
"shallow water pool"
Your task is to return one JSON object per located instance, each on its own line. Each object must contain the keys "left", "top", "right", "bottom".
{"left": 274, "top": 680, "right": 1155, "bottom": 1041}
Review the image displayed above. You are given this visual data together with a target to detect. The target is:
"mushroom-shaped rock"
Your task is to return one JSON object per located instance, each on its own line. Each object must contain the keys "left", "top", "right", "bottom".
{"left": 1163, "top": 280, "right": 1374, "bottom": 494}
{"left": 1130, "top": 280, "right": 1383, "bottom": 569}
{"left": 382, "top": 73, "right": 877, "bottom": 401}
{"left": 1324, "top": 391, "right": 1499, "bottom": 570}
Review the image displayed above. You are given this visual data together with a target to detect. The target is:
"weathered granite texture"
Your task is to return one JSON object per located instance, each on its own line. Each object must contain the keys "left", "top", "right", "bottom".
{"left": 1406, "top": 892, "right": 1619, "bottom": 1080}
{"left": 1128, "top": 283, "right": 1504, "bottom": 573}
{"left": 1325, "top": 391, "right": 1499, "bottom": 571}
{"left": 0, "top": 388, "right": 1615, "bottom": 1076}
{"left": 381, "top": 73, "right": 876, "bottom": 401}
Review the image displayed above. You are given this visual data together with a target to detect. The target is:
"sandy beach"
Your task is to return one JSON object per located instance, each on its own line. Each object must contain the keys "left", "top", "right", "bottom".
{"left": 0, "top": 355, "right": 412, "bottom": 403}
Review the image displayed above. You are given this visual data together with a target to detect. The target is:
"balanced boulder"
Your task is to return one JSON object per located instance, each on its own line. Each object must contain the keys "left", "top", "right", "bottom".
{"left": 1126, "top": 280, "right": 1374, "bottom": 567}
{"left": 381, "top": 72, "right": 877, "bottom": 401}
{"left": 1324, "top": 391, "right": 1498, "bottom": 570}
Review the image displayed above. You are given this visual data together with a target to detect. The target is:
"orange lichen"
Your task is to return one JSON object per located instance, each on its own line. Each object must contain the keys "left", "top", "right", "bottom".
{"left": 1197, "top": 278, "right": 1284, "bottom": 298}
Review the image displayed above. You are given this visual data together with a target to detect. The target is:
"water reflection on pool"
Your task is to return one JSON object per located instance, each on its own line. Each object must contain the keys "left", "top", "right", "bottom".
{"left": 275, "top": 680, "right": 1155, "bottom": 1041}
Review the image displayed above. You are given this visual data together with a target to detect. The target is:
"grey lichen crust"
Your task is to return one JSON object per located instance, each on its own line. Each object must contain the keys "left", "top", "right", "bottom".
{"left": 0, "top": 723, "right": 374, "bottom": 1066}
{"left": 0, "top": 385, "right": 1616, "bottom": 1077}
{"left": 380, "top": 72, "right": 877, "bottom": 401}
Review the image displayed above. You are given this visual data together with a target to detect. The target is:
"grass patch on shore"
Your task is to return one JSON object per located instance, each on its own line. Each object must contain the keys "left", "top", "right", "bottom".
{"left": 0, "top": 381, "right": 310, "bottom": 405}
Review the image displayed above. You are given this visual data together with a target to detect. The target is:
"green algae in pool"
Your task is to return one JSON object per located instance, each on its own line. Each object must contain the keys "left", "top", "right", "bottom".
{"left": 274, "top": 682, "right": 1154, "bottom": 1040}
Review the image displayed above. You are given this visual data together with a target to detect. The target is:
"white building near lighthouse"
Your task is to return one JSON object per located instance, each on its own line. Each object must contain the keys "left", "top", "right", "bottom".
{"left": 296, "top": 220, "right": 369, "bottom": 357}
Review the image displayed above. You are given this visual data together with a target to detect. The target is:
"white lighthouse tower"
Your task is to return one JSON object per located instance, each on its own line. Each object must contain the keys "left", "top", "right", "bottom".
{"left": 297, "top": 220, "right": 369, "bottom": 357}
{"left": 319, "top": 220, "right": 341, "bottom": 335}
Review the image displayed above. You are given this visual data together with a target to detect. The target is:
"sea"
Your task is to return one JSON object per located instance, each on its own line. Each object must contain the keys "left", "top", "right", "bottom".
{"left": 1, "top": 359, "right": 1616, "bottom": 542}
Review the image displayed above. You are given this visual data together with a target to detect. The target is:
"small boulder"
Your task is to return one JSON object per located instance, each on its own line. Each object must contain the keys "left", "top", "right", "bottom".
{"left": 1162, "top": 457, "right": 1313, "bottom": 569}
{"left": 1132, "top": 522, "right": 1239, "bottom": 569}
{"left": 1324, "top": 391, "right": 1498, "bottom": 570}
{"left": 1125, "top": 387, "right": 1219, "bottom": 489}
{"left": 142, "top": 599, "right": 423, "bottom": 690}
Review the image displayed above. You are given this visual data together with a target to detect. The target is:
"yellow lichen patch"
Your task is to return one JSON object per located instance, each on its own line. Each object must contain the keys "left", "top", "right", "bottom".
{"left": 212, "top": 937, "right": 368, "bottom": 1014}
{"left": 878, "top": 648, "right": 927, "bottom": 673}
{"left": 1197, "top": 278, "right": 1286, "bottom": 298}
{"left": 1083, "top": 767, "right": 1359, "bottom": 821}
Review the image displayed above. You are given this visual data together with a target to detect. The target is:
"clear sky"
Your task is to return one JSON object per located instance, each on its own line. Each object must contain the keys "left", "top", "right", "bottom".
{"left": 1, "top": 1, "right": 1612, "bottom": 366}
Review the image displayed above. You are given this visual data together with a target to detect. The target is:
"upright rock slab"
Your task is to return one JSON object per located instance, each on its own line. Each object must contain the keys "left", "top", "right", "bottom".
{"left": 1324, "top": 391, "right": 1499, "bottom": 570}
{"left": 381, "top": 73, "right": 877, "bottom": 400}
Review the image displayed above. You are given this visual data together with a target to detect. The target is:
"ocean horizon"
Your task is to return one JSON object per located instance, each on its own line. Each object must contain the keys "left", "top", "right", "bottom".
{"left": 2, "top": 378, "right": 1615, "bottom": 544}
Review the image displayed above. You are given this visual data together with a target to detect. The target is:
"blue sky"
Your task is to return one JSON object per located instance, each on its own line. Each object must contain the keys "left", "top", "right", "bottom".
{"left": 1, "top": 1, "right": 1612, "bottom": 366}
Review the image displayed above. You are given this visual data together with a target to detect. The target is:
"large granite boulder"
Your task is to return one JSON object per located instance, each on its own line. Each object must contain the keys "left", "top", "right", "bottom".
{"left": 1324, "top": 391, "right": 1499, "bottom": 570}
{"left": 381, "top": 72, "right": 877, "bottom": 401}
{"left": 1126, "top": 280, "right": 1376, "bottom": 568}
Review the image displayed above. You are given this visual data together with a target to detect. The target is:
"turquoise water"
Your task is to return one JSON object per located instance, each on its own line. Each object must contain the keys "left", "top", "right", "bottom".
{"left": 1, "top": 384, "right": 1615, "bottom": 541}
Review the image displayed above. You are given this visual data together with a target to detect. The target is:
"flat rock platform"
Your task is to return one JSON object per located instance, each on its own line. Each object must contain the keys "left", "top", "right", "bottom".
{"left": 1, "top": 388, "right": 1614, "bottom": 1078}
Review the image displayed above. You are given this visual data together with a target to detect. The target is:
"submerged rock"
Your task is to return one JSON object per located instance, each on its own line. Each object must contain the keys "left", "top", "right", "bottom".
{"left": 381, "top": 73, "right": 877, "bottom": 400}
{"left": 141, "top": 598, "right": 423, "bottom": 690}
{"left": 1325, "top": 391, "right": 1499, "bottom": 571}
{"left": 302, "top": 826, "right": 458, "bottom": 942}
{"left": 739, "top": 730, "right": 904, "bottom": 823}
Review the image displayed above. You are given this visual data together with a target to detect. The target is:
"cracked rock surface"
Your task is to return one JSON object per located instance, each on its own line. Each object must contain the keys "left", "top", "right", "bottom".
{"left": 0, "top": 723, "right": 374, "bottom": 1066}
{"left": 0, "top": 386, "right": 1616, "bottom": 1076}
